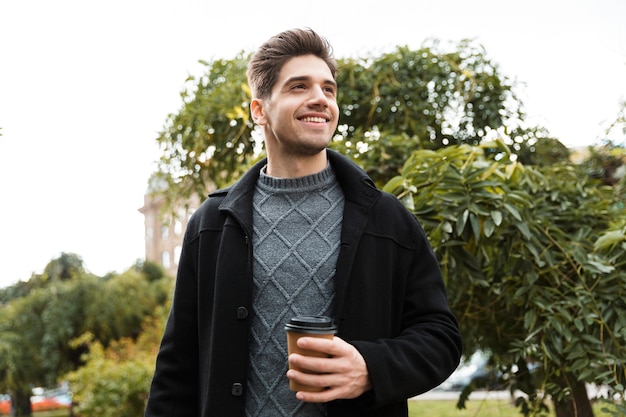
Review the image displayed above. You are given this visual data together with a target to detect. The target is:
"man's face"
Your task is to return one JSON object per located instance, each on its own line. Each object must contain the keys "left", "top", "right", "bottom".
{"left": 252, "top": 54, "right": 339, "bottom": 157}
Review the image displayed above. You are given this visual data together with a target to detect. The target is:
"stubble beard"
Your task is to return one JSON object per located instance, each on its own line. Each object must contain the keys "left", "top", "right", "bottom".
{"left": 266, "top": 118, "right": 335, "bottom": 158}
{"left": 287, "top": 135, "right": 331, "bottom": 157}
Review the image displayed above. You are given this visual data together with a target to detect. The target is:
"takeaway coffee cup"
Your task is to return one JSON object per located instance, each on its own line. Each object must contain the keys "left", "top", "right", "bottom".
{"left": 285, "top": 315, "right": 337, "bottom": 392}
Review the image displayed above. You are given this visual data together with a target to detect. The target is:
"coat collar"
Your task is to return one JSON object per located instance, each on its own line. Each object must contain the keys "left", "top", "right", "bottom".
{"left": 212, "top": 148, "right": 383, "bottom": 323}
{"left": 215, "top": 148, "right": 381, "bottom": 217}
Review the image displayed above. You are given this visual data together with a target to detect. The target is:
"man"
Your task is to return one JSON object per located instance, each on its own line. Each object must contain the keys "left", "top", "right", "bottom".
{"left": 145, "top": 28, "right": 461, "bottom": 417}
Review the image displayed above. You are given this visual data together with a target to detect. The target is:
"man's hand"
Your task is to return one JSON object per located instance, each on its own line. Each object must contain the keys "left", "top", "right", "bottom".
{"left": 286, "top": 336, "right": 372, "bottom": 402}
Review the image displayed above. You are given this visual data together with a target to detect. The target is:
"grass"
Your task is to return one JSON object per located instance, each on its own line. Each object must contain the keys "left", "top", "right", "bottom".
{"left": 409, "top": 399, "right": 520, "bottom": 417}
{"left": 33, "top": 410, "right": 70, "bottom": 417}
{"left": 32, "top": 411, "right": 70, "bottom": 417}
{"left": 408, "top": 399, "right": 619, "bottom": 417}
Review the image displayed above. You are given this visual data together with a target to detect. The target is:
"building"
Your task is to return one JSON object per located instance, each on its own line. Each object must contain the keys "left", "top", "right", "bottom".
{"left": 138, "top": 177, "right": 205, "bottom": 276}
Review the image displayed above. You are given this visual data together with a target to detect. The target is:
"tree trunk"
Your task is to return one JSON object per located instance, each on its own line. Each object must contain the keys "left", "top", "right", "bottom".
{"left": 10, "top": 389, "right": 31, "bottom": 417}
{"left": 553, "top": 379, "right": 594, "bottom": 417}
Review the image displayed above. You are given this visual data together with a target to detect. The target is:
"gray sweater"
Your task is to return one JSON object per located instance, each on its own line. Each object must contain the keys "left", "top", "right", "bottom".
{"left": 245, "top": 163, "right": 345, "bottom": 417}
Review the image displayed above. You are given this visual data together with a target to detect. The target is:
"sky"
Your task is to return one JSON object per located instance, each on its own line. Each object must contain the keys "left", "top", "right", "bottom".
{"left": 1, "top": 0, "right": 625, "bottom": 288}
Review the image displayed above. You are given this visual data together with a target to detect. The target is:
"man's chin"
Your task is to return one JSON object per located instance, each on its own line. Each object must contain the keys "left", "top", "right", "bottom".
{"left": 300, "top": 138, "right": 331, "bottom": 156}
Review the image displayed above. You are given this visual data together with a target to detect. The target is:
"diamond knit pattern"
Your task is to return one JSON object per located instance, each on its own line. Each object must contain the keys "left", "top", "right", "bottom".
{"left": 245, "top": 165, "right": 344, "bottom": 417}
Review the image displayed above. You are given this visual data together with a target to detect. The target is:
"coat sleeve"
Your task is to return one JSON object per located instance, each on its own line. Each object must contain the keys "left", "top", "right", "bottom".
{"left": 144, "top": 229, "right": 200, "bottom": 417}
{"left": 353, "top": 252, "right": 461, "bottom": 406}
{"left": 342, "top": 197, "right": 462, "bottom": 409}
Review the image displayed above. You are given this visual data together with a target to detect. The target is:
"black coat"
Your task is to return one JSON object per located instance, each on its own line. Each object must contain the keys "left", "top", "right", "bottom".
{"left": 145, "top": 149, "right": 462, "bottom": 417}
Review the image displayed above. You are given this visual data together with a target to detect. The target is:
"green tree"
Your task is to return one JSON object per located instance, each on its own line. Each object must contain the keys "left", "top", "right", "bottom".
{"left": 0, "top": 268, "right": 99, "bottom": 415}
{"left": 582, "top": 140, "right": 626, "bottom": 188}
{"left": 0, "top": 252, "right": 86, "bottom": 303}
{"left": 384, "top": 142, "right": 625, "bottom": 417}
{"left": 331, "top": 40, "right": 527, "bottom": 184}
{"left": 0, "top": 256, "right": 169, "bottom": 416}
{"left": 152, "top": 40, "right": 542, "bottom": 204}
{"left": 512, "top": 130, "right": 571, "bottom": 166}
{"left": 154, "top": 52, "right": 258, "bottom": 210}
{"left": 42, "top": 252, "right": 85, "bottom": 282}
{"left": 84, "top": 268, "right": 167, "bottom": 341}
{"left": 64, "top": 308, "right": 169, "bottom": 417}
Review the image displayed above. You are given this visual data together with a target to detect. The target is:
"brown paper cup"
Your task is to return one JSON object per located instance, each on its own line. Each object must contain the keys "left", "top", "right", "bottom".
{"left": 285, "top": 316, "right": 337, "bottom": 392}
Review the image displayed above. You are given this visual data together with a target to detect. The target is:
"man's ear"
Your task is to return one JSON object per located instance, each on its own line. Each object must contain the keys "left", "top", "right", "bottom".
{"left": 250, "top": 98, "right": 267, "bottom": 126}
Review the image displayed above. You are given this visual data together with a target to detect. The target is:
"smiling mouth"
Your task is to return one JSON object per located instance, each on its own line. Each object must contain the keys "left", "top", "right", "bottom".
{"left": 299, "top": 116, "right": 328, "bottom": 123}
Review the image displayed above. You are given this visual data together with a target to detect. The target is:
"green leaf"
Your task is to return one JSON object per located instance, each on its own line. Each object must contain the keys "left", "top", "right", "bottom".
{"left": 504, "top": 203, "right": 522, "bottom": 221}
{"left": 383, "top": 175, "right": 405, "bottom": 193}
{"left": 490, "top": 210, "right": 503, "bottom": 226}
{"left": 516, "top": 222, "right": 532, "bottom": 240}
{"left": 584, "top": 260, "right": 615, "bottom": 274}
{"left": 594, "top": 229, "right": 626, "bottom": 250}
{"left": 573, "top": 318, "right": 584, "bottom": 333}
{"left": 569, "top": 358, "right": 589, "bottom": 373}
{"left": 456, "top": 209, "right": 469, "bottom": 235}
{"left": 469, "top": 213, "right": 480, "bottom": 241}
{"left": 484, "top": 218, "right": 495, "bottom": 237}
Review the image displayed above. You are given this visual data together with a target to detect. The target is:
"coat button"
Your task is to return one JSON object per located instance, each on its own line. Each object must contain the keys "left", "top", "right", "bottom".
{"left": 231, "top": 383, "right": 243, "bottom": 396}
{"left": 236, "top": 306, "right": 248, "bottom": 320}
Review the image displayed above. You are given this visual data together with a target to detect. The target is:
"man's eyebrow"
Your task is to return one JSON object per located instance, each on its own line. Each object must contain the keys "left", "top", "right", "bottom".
{"left": 284, "top": 75, "right": 337, "bottom": 88}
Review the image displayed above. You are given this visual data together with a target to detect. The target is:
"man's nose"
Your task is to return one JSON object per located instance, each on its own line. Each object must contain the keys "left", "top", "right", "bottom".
{"left": 308, "top": 86, "right": 330, "bottom": 107}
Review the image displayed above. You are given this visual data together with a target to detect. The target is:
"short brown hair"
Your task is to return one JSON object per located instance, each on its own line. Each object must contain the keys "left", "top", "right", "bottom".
{"left": 247, "top": 28, "right": 336, "bottom": 99}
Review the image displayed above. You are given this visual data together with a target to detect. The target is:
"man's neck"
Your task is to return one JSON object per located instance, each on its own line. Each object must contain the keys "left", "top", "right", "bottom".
{"left": 265, "top": 149, "right": 328, "bottom": 179}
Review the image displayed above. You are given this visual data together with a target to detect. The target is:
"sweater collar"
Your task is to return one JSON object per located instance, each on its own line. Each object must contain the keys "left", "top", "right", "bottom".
{"left": 257, "top": 161, "right": 336, "bottom": 192}
{"left": 217, "top": 148, "right": 380, "bottom": 213}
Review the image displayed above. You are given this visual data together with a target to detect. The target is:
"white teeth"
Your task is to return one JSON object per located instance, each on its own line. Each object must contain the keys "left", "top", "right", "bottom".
{"left": 300, "top": 117, "right": 327, "bottom": 123}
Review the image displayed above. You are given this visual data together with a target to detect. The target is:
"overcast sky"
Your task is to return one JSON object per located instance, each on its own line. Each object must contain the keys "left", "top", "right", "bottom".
{"left": 1, "top": 0, "right": 625, "bottom": 288}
